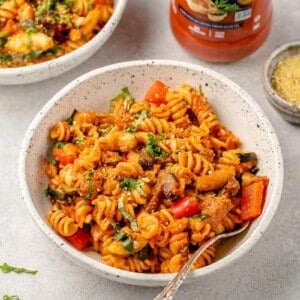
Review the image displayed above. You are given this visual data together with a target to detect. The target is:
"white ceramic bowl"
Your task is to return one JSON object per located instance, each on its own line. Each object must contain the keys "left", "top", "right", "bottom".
{"left": 262, "top": 40, "right": 300, "bottom": 124}
{"left": 19, "top": 60, "right": 284, "bottom": 286}
{"left": 0, "top": 0, "right": 127, "bottom": 85}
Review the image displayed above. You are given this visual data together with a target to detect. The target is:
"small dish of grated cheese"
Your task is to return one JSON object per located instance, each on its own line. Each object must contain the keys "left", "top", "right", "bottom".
{"left": 272, "top": 54, "right": 300, "bottom": 105}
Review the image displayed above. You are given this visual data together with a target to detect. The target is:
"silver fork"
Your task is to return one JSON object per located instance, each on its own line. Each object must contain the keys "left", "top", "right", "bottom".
{"left": 154, "top": 222, "right": 250, "bottom": 300}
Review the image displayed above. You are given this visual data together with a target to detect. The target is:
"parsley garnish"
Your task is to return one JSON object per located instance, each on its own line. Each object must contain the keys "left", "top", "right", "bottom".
{"left": 0, "top": 50, "right": 12, "bottom": 65}
{"left": 145, "top": 133, "right": 166, "bottom": 159}
{"left": 44, "top": 186, "right": 63, "bottom": 200}
{"left": 84, "top": 170, "right": 94, "bottom": 199}
{"left": 0, "top": 263, "right": 37, "bottom": 275}
{"left": 25, "top": 27, "right": 38, "bottom": 48}
{"left": 190, "top": 213, "right": 210, "bottom": 221}
{"left": 67, "top": 109, "right": 78, "bottom": 125}
{"left": 120, "top": 178, "right": 145, "bottom": 195}
{"left": 126, "top": 110, "right": 149, "bottom": 133}
{"left": 54, "top": 141, "right": 66, "bottom": 149}
{"left": 118, "top": 197, "right": 138, "bottom": 231}
{"left": 113, "top": 231, "right": 135, "bottom": 255}
{"left": 110, "top": 87, "right": 134, "bottom": 111}
{"left": 3, "top": 295, "right": 20, "bottom": 300}
{"left": 36, "top": 0, "right": 53, "bottom": 17}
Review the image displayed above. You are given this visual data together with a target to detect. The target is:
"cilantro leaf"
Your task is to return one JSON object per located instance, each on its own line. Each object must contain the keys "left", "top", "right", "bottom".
{"left": 110, "top": 87, "right": 134, "bottom": 112}
{"left": 126, "top": 110, "right": 150, "bottom": 133}
{"left": 0, "top": 263, "right": 37, "bottom": 275}
{"left": 190, "top": 213, "right": 211, "bottom": 221}
{"left": 120, "top": 178, "right": 145, "bottom": 195}
{"left": 113, "top": 231, "right": 134, "bottom": 254}
{"left": 118, "top": 197, "right": 138, "bottom": 231}
{"left": 145, "top": 133, "right": 166, "bottom": 159}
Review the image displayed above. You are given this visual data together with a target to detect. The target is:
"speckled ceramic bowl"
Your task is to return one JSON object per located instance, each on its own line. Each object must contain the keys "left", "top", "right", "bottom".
{"left": 262, "top": 40, "right": 300, "bottom": 124}
{"left": 0, "top": 0, "right": 127, "bottom": 85}
{"left": 19, "top": 60, "right": 284, "bottom": 286}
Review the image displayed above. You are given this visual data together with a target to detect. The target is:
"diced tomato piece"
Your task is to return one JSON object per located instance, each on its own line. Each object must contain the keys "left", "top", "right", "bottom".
{"left": 144, "top": 80, "right": 168, "bottom": 105}
{"left": 240, "top": 178, "right": 269, "bottom": 221}
{"left": 65, "top": 228, "right": 91, "bottom": 250}
{"left": 53, "top": 146, "right": 76, "bottom": 165}
{"left": 169, "top": 196, "right": 201, "bottom": 219}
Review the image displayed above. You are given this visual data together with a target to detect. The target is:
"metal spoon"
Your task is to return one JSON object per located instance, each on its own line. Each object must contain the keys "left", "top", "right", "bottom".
{"left": 154, "top": 222, "right": 250, "bottom": 300}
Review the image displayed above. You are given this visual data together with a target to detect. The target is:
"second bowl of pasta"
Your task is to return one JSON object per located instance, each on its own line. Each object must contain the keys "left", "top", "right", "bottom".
{"left": 19, "top": 60, "right": 284, "bottom": 286}
{"left": 0, "top": 0, "right": 127, "bottom": 85}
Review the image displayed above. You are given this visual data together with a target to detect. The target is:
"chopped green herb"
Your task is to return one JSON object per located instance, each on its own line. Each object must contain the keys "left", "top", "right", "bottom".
{"left": 110, "top": 87, "right": 134, "bottom": 112}
{"left": 0, "top": 263, "right": 37, "bottom": 275}
{"left": 67, "top": 109, "right": 78, "bottom": 125}
{"left": 190, "top": 213, "right": 210, "bottom": 221}
{"left": 84, "top": 170, "right": 94, "bottom": 199}
{"left": 25, "top": 27, "right": 38, "bottom": 48}
{"left": 55, "top": 3, "right": 72, "bottom": 25}
{"left": 145, "top": 133, "right": 166, "bottom": 159}
{"left": 3, "top": 295, "right": 20, "bottom": 300}
{"left": 120, "top": 178, "right": 145, "bottom": 195}
{"left": 74, "top": 137, "right": 84, "bottom": 144}
{"left": 54, "top": 141, "right": 66, "bottom": 149}
{"left": 25, "top": 49, "right": 44, "bottom": 60}
{"left": 126, "top": 110, "right": 150, "bottom": 133}
{"left": 113, "top": 231, "right": 134, "bottom": 254}
{"left": 118, "top": 197, "right": 138, "bottom": 231}
{"left": 0, "top": 50, "right": 12, "bottom": 65}
{"left": 36, "top": 0, "right": 53, "bottom": 17}
{"left": 44, "top": 186, "right": 63, "bottom": 200}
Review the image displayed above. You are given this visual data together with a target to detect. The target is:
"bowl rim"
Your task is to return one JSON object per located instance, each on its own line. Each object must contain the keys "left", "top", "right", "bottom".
{"left": 261, "top": 40, "right": 300, "bottom": 115}
{"left": 0, "top": 0, "right": 127, "bottom": 84}
{"left": 19, "top": 59, "right": 284, "bottom": 286}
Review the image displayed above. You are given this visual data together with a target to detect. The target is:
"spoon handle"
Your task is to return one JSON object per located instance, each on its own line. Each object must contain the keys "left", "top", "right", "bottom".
{"left": 154, "top": 222, "right": 249, "bottom": 300}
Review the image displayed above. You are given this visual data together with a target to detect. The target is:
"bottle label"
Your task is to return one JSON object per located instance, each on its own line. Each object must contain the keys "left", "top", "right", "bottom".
{"left": 173, "top": 0, "right": 257, "bottom": 41}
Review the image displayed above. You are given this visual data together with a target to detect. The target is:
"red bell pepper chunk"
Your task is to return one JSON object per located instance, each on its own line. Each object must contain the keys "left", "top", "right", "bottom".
{"left": 240, "top": 177, "right": 269, "bottom": 221}
{"left": 144, "top": 80, "right": 168, "bottom": 105}
{"left": 53, "top": 147, "right": 76, "bottom": 166}
{"left": 65, "top": 228, "right": 91, "bottom": 250}
{"left": 169, "top": 196, "right": 201, "bottom": 219}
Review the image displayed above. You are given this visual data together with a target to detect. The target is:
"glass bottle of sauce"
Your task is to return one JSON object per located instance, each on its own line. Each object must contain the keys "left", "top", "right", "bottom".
{"left": 170, "top": 0, "right": 272, "bottom": 62}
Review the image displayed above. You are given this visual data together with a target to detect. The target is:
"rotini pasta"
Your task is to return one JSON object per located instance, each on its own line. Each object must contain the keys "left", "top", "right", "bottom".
{"left": 0, "top": 0, "right": 113, "bottom": 67}
{"left": 44, "top": 80, "right": 269, "bottom": 273}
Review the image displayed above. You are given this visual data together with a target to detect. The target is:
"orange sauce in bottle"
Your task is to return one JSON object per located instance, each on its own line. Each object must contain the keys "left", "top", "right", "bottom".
{"left": 170, "top": 0, "right": 272, "bottom": 62}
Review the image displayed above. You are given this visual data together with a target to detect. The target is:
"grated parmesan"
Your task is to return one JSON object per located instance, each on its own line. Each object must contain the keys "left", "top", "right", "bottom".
{"left": 271, "top": 54, "right": 300, "bottom": 105}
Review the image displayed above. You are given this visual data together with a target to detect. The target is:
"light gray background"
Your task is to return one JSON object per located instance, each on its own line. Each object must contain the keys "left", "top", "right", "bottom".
{"left": 0, "top": 0, "right": 299, "bottom": 299}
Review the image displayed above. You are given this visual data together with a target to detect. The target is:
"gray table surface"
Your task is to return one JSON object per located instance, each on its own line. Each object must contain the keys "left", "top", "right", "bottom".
{"left": 0, "top": 0, "right": 299, "bottom": 299}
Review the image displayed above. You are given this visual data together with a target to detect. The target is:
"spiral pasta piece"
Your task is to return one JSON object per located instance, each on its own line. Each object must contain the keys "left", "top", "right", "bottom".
{"left": 166, "top": 89, "right": 190, "bottom": 127}
{"left": 48, "top": 209, "right": 78, "bottom": 237}
{"left": 177, "top": 151, "right": 214, "bottom": 175}
{"left": 137, "top": 117, "right": 176, "bottom": 135}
